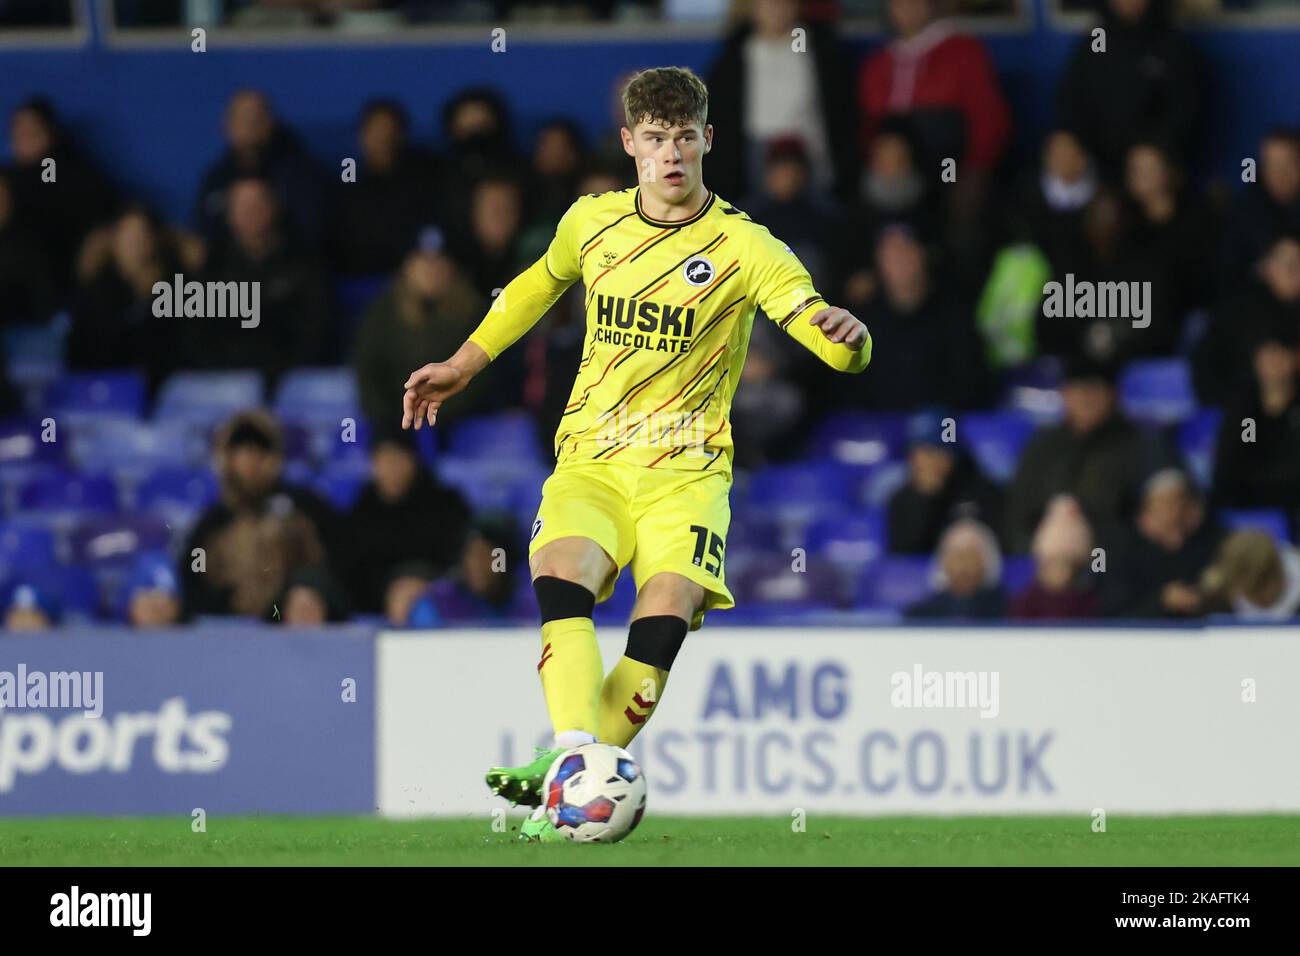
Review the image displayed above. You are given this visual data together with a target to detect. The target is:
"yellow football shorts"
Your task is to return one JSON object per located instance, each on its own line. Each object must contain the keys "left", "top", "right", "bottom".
{"left": 527, "top": 459, "right": 735, "bottom": 630}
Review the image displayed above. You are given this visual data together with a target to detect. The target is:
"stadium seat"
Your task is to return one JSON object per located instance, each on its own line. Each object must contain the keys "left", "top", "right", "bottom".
{"left": 436, "top": 456, "right": 549, "bottom": 513}
{"left": 136, "top": 466, "right": 219, "bottom": 512}
{"left": 0, "top": 416, "right": 63, "bottom": 468}
{"left": 1, "top": 564, "right": 101, "bottom": 624}
{"left": 855, "top": 556, "right": 933, "bottom": 611}
{"left": 154, "top": 370, "right": 264, "bottom": 427}
{"left": 70, "top": 513, "right": 171, "bottom": 566}
{"left": 1001, "top": 555, "right": 1035, "bottom": 594}
{"left": 803, "top": 510, "right": 888, "bottom": 568}
{"left": 1119, "top": 358, "right": 1196, "bottom": 425}
{"left": 333, "top": 274, "right": 388, "bottom": 320}
{"left": 1219, "top": 508, "right": 1292, "bottom": 543}
{"left": 45, "top": 371, "right": 147, "bottom": 420}
{"left": 273, "top": 367, "right": 361, "bottom": 423}
{"left": 2, "top": 321, "right": 64, "bottom": 393}
{"left": 66, "top": 417, "right": 201, "bottom": 476}
{"left": 447, "top": 412, "right": 545, "bottom": 464}
{"left": 733, "top": 553, "right": 842, "bottom": 610}
{"left": 960, "top": 411, "right": 1038, "bottom": 483}
{"left": 18, "top": 473, "right": 118, "bottom": 514}
{"left": 0, "top": 524, "right": 58, "bottom": 571}
{"left": 313, "top": 461, "right": 371, "bottom": 510}
{"left": 1002, "top": 356, "right": 1064, "bottom": 423}
{"left": 810, "top": 412, "right": 908, "bottom": 468}
{"left": 1178, "top": 408, "right": 1223, "bottom": 490}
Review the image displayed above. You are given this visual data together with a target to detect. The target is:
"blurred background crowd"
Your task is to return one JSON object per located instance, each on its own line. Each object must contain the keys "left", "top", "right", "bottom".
{"left": 1, "top": 0, "right": 1299, "bottom": 631}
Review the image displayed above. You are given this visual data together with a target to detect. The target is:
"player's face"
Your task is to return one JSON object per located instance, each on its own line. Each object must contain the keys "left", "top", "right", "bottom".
{"left": 623, "top": 119, "right": 712, "bottom": 205}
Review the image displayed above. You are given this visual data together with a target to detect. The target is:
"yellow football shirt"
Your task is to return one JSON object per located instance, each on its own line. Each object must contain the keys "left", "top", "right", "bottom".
{"left": 466, "top": 186, "right": 871, "bottom": 478}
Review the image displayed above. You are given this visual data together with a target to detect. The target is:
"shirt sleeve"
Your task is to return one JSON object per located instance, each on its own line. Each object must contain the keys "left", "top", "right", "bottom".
{"left": 745, "top": 224, "right": 872, "bottom": 373}
{"left": 466, "top": 197, "right": 586, "bottom": 360}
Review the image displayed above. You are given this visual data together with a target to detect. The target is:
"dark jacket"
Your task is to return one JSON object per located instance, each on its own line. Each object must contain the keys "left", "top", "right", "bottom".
{"left": 1097, "top": 519, "right": 1225, "bottom": 618}
{"left": 1213, "top": 387, "right": 1300, "bottom": 513}
{"left": 905, "top": 586, "right": 1005, "bottom": 620}
{"left": 888, "top": 451, "right": 1003, "bottom": 554}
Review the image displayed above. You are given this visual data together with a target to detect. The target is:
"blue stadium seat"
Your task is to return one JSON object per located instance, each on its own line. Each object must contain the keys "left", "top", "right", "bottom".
{"left": 1, "top": 564, "right": 101, "bottom": 624}
{"left": 855, "top": 556, "right": 932, "bottom": 611}
{"left": 803, "top": 510, "right": 888, "bottom": 568}
{"left": 67, "top": 417, "right": 201, "bottom": 475}
{"left": 312, "top": 416, "right": 372, "bottom": 464}
{"left": 313, "top": 461, "right": 371, "bottom": 510}
{"left": 2, "top": 321, "right": 63, "bottom": 393}
{"left": 1002, "top": 357, "right": 1064, "bottom": 422}
{"left": 334, "top": 274, "right": 389, "bottom": 319}
{"left": 1219, "top": 508, "right": 1292, "bottom": 543}
{"left": 447, "top": 412, "right": 545, "bottom": 464}
{"left": 746, "top": 460, "right": 858, "bottom": 511}
{"left": 136, "top": 466, "right": 219, "bottom": 512}
{"left": 733, "top": 553, "right": 842, "bottom": 610}
{"left": 1119, "top": 358, "right": 1196, "bottom": 425}
{"left": 436, "top": 456, "right": 548, "bottom": 513}
{"left": 960, "top": 411, "right": 1037, "bottom": 483}
{"left": 0, "top": 417, "right": 63, "bottom": 469}
{"left": 154, "top": 370, "right": 264, "bottom": 427}
{"left": 70, "top": 513, "right": 171, "bottom": 566}
{"left": 273, "top": 367, "right": 361, "bottom": 423}
{"left": 0, "top": 524, "right": 58, "bottom": 571}
{"left": 45, "top": 371, "right": 147, "bottom": 420}
{"left": 1001, "top": 555, "right": 1035, "bottom": 594}
{"left": 810, "top": 412, "right": 908, "bottom": 468}
{"left": 18, "top": 473, "right": 118, "bottom": 514}
{"left": 1178, "top": 408, "right": 1223, "bottom": 490}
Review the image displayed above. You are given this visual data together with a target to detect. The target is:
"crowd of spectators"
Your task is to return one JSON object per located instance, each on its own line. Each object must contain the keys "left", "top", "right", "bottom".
{"left": 3, "top": 0, "right": 1300, "bottom": 630}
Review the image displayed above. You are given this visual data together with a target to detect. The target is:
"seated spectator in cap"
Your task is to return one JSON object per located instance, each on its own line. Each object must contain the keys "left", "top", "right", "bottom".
{"left": 1221, "top": 128, "right": 1300, "bottom": 289}
{"left": 325, "top": 99, "right": 445, "bottom": 277}
{"left": 905, "top": 518, "right": 1006, "bottom": 619}
{"left": 847, "top": 225, "right": 990, "bottom": 411}
{"left": 340, "top": 422, "right": 471, "bottom": 614}
{"left": 1211, "top": 327, "right": 1300, "bottom": 518}
{"left": 406, "top": 516, "right": 528, "bottom": 626}
{"left": 194, "top": 89, "right": 323, "bottom": 247}
{"left": 185, "top": 176, "right": 332, "bottom": 384}
{"left": 383, "top": 560, "right": 440, "bottom": 628}
{"left": 706, "top": 0, "right": 856, "bottom": 200}
{"left": 272, "top": 566, "right": 351, "bottom": 626}
{"left": 1098, "top": 468, "right": 1224, "bottom": 618}
{"left": 740, "top": 136, "right": 846, "bottom": 295}
{"left": 66, "top": 205, "right": 186, "bottom": 392}
{"left": 1009, "top": 495, "right": 1100, "bottom": 620}
{"left": 888, "top": 410, "right": 1002, "bottom": 555}
{"left": 3, "top": 580, "right": 57, "bottom": 631}
{"left": 1057, "top": 0, "right": 1203, "bottom": 179}
{"left": 354, "top": 227, "right": 491, "bottom": 428}
{"left": 123, "top": 552, "right": 182, "bottom": 628}
{"left": 1004, "top": 356, "right": 1177, "bottom": 554}
{"left": 1199, "top": 530, "right": 1300, "bottom": 621}
{"left": 0, "top": 169, "right": 57, "bottom": 324}
{"left": 7, "top": 97, "right": 118, "bottom": 295}
{"left": 181, "top": 411, "right": 341, "bottom": 620}
{"left": 1193, "top": 233, "right": 1300, "bottom": 406}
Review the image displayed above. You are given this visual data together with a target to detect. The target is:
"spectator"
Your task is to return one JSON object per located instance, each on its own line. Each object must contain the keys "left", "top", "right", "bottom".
{"left": 383, "top": 560, "right": 440, "bottom": 628}
{"left": 194, "top": 89, "right": 323, "bottom": 245}
{"left": 439, "top": 87, "right": 519, "bottom": 244}
{"left": 1057, "top": 0, "right": 1204, "bottom": 178}
{"left": 340, "top": 423, "right": 472, "bottom": 614}
{"left": 905, "top": 518, "right": 1006, "bottom": 619}
{"left": 1008, "top": 495, "right": 1100, "bottom": 619}
{"left": 707, "top": 0, "right": 856, "bottom": 200}
{"left": 849, "top": 224, "right": 990, "bottom": 410}
{"left": 406, "top": 515, "right": 530, "bottom": 625}
{"left": 888, "top": 410, "right": 1002, "bottom": 554}
{"left": 1193, "top": 233, "right": 1300, "bottom": 405}
{"left": 853, "top": 117, "right": 943, "bottom": 250}
{"left": 2, "top": 580, "right": 57, "bottom": 631}
{"left": 325, "top": 99, "right": 444, "bottom": 277}
{"left": 6, "top": 97, "right": 118, "bottom": 293}
{"left": 1004, "top": 357, "right": 1176, "bottom": 554}
{"left": 1199, "top": 530, "right": 1300, "bottom": 621}
{"left": 181, "top": 411, "right": 341, "bottom": 620}
{"left": 123, "top": 552, "right": 183, "bottom": 628}
{"left": 0, "top": 168, "right": 57, "bottom": 323}
{"left": 1098, "top": 468, "right": 1224, "bottom": 618}
{"left": 1005, "top": 129, "right": 1098, "bottom": 279}
{"left": 1221, "top": 128, "right": 1300, "bottom": 288}
{"left": 185, "top": 176, "right": 331, "bottom": 383}
{"left": 453, "top": 173, "right": 526, "bottom": 298}
{"left": 857, "top": 0, "right": 1011, "bottom": 176}
{"left": 65, "top": 205, "right": 184, "bottom": 391}
{"left": 1212, "top": 327, "right": 1300, "bottom": 516}
{"left": 273, "top": 566, "right": 351, "bottom": 626}
{"left": 525, "top": 119, "right": 588, "bottom": 231}
{"left": 354, "top": 226, "right": 490, "bottom": 429}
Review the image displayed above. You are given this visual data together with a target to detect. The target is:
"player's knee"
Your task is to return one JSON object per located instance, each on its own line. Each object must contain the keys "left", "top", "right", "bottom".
{"left": 533, "top": 575, "right": 596, "bottom": 623}
{"left": 625, "top": 614, "right": 689, "bottom": 670}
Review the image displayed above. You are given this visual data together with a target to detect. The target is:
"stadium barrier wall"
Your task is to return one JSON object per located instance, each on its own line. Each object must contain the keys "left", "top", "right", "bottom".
{"left": 378, "top": 627, "right": 1300, "bottom": 817}
{"left": 3, "top": 626, "right": 1295, "bottom": 817}
{"left": 0, "top": 629, "right": 375, "bottom": 816}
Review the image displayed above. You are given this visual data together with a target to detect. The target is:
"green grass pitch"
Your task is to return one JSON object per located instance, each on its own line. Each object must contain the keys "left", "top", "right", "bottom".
{"left": 1, "top": 815, "right": 1298, "bottom": 866}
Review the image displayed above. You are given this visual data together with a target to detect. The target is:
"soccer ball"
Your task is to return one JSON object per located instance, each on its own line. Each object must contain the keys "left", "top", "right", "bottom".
{"left": 543, "top": 743, "right": 647, "bottom": 843}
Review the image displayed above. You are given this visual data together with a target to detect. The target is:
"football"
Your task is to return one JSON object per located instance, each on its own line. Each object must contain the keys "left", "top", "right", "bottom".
{"left": 542, "top": 743, "right": 648, "bottom": 843}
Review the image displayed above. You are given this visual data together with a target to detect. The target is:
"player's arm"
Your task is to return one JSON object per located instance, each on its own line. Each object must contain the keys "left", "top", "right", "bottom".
{"left": 748, "top": 227, "right": 871, "bottom": 373}
{"left": 403, "top": 199, "right": 586, "bottom": 429}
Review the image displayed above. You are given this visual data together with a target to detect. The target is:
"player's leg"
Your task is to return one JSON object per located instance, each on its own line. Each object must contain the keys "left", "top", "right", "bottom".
{"left": 596, "top": 572, "right": 703, "bottom": 747}
{"left": 530, "top": 536, "right": 616, "bottom": 750}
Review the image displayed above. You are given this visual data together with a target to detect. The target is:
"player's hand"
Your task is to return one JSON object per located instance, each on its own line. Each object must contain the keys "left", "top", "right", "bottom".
{"left": 809, "top": 307, "right": 868, "bottom": 350}
{"left": 402, "top": 362, "right": 467, "bottom": 430}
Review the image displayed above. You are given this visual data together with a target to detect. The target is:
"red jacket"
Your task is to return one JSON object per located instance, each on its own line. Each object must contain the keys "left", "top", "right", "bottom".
{"left": 858, "top": 22, "right": 1011, "bottom": 172}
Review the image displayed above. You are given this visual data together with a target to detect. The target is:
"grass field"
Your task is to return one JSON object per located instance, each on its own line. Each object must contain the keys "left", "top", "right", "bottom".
{"left": 1, "top": 815, "right": 1298, "bottom": 866}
